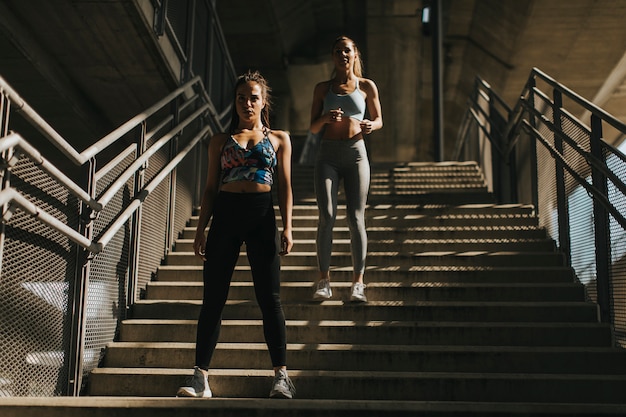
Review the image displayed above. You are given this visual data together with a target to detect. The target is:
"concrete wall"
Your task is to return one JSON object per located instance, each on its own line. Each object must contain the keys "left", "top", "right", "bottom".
{"left": 367, "top": 0, "right": 424, "bottom": 163}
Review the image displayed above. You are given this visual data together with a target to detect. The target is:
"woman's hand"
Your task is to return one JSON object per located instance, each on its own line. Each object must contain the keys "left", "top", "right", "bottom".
{"left": 360, "top": 119, "right": 373, "bottom": 135}
{"left": 327, "top": 108, "right": 343, "bottom": 124}
{"left": 279, "top": 229, "right": 293, "bottom": 255}
{"left": 193, "top": 229, "right": 207, "bottom": 261}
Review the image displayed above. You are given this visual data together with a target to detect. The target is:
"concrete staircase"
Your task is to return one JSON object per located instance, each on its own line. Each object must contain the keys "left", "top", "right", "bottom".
{"left": 3, "top": 161, "right": 626, "bottom": 416}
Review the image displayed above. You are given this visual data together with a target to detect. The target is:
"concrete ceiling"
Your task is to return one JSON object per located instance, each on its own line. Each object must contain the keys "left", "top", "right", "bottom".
{"left": 0, "top": 0, "right": 176, "bottom": 162}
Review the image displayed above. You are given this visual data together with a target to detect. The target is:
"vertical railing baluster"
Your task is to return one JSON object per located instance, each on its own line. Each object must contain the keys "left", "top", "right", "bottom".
{"left": 127, "top": 122, "right": 147, "bottom": 306}
{"left": 165, "top": 99, "right": 180, "bottom": 256}
{"left": 528, "top": 77, "right": 540, "bottom": 216}
{"left": 590, "top": 115, "right": 612, "bottom": 324}
{"left": 67, "top": 157, "right": 96, "bottom": 395}
{"left": 552, "top": 90, "right": 571, "bottom": 265}
{"left": 0, "top": 91, "right": 11, "bottom": 278}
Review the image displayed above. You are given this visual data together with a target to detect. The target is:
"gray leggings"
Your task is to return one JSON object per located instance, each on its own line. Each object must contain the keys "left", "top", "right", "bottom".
{"left": 314, "top": 138, "right": 370, "bottom": 274}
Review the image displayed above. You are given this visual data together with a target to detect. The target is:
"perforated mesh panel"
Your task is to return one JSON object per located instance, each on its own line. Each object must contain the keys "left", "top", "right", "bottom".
{"left": 457, "top": 74, "right": 626, "bottom": 348}
{"left": 604, "top": 144, "right": 626, "bottom": 347}
{"left": 0, "top": 0, "right": 233, "bottom": 397}
{"left": 0, "top": 157, "right": 78, "bottom": 396}
{"left": 136, "top": 144, "right": 170, "bottom": 299}
{"left": 0, "top": 141, "right": 200, "bottom": 395}
{"left": 82, "top": 151, "right": 137, "bottom": 379}
{"left": 529, "top": 87, "right": 626, "bottom": 346}
{"left": 535, "top": 96, "right": 598, "bottom": 303}
{"left": 174, "top": 147, "right": 197, "bottom": 242}
{"left": 559, "top": 116, "right": 596, "bottom": 302}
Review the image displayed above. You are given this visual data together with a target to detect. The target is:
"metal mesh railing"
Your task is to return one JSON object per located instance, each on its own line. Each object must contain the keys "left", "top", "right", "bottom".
{"left": 85, "top": 151, "right": 136, "bottom": 375}
{"left": 0, "top": 157, "right": 78, "bottom": 396}
{"left": 0, "top": 0, "right": 235, "bottom": 397}
{"left": 455, "top": 68, "right": 626, "bottom": 347}
{"left": 603, "top": 143, "right": 626, "bottom": 344}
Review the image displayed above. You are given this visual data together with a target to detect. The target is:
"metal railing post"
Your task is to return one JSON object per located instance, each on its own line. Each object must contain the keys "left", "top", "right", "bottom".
{"left": 590, "top": 114, "right": 612, "bottom": 324}
{"left": 194, "top": 139, "right": 204, "bottom": 215}
{"left": 487, "top": 90, "right": 500, "bottom": 201}
{"left": 528, "top": 77, "right": 540, "bottom": 215}
{"left": 67, "top": 157, "right": 96, "bottom": 395}
{"left": 552, "top": 90, "right": 571, "bottom": 265}
{"left": 0, "top": 91, "right": 10, "bottom": 277}
{"left": 507, "top": 129, "right": 519, "bottom": 204}
{"left": 165, "top": 100, "right": 180, "bottom": 256}
{"left": 153, "top": 0, "right": 168, "bottom": 36}
{"left": 126, "top": 123, "right": 147, "bottom": 306}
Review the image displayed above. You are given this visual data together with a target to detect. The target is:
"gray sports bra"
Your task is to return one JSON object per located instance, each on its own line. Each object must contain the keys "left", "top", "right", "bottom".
{"left": 322, "top": 79, "right": 366, "bottom": 121}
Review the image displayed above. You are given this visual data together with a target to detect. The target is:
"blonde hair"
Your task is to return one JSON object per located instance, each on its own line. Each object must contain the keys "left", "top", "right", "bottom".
{"left": 331, "top": 35, "right": 364, "bottom": 78}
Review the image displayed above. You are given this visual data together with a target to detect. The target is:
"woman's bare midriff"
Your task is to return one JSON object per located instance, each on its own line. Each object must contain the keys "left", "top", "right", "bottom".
{"left": 221, "top": 181, "right": 271, "bottom": 193}
{"left": 323, "top": 117, "right": 364, "bottom": 141}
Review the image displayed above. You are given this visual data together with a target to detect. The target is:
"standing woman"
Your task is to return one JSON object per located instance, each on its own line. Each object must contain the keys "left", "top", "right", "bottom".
{"left": 310, "top": 36, "right": 383, "bottom": 302}
{"left": 177, "top": 70, "right": 296, "bottom": 399}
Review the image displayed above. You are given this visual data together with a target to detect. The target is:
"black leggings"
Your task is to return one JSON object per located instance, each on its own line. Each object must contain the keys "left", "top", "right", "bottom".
{"left": 195, "top": 191, "right": 286, "bottom": 369}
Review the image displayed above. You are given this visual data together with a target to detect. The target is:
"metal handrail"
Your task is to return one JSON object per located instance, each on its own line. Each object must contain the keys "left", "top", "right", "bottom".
{"left": 0, "top": 74, "right": 222, "bottom": 167}
{"left": 0, "top": 188, "right": 96, "bottom": 251}
{"left": 96, "top": 103, "right": 211, "bottom": 208}
{"left": 454, "top": 76, "right": 511, "bottom": 160}
{"left": 0, "top": 74, "right": 223, "bottom": 256}
{"left": 0, "top": 132, "right": 102, "bottom": 212}
{"left": 96, "top": 124, "right": 211, "bottom": 250}
{"left": 0, "top": 0, "right": 237, "bottom": 397}
{"left": 529, "top": 68, "right": 626, "bottom": 133}
{"left": 455, "top": 66, "right": 626, "bottom": 333}
{"left": 0, "top": 118, "right": 213, "bottom": 256}
{"left": 521, "top": 119, "right": 626, "bottom": 230}
{"left": 522, "top": 99, "right": 626, "bottom": 199}
{"left": 0, "top": 74, "right": 84, "bottom": 164}
{"left": 81, "top": 76, "right": 220, "bottom": 162}
{"left": 460, "top": 67, "right": 626, "bottom": 215}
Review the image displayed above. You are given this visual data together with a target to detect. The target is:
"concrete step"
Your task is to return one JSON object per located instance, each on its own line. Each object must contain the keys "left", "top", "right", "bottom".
{"left": 292, "top": 194, "right": 499, "bottom": 205}
{"left": 87, "top": 367, "right": 626, "bottom": 403}
{"left": 173, "top": 237, "right": 555, "bottom": 253}
{"left": 390, "top": 161, "right": 484, "bottom": 172}
{"left": 103, "top": 343, "right": 626, "bottom": 374}
{"left": 370, "top": 184, "right": 490, "bottom": 193}
{"left": 78, "top": 161, "right": 626, "bottom": 412}
{"left": 187, "top": 214, "right": 539, "bottom": 228}
{"left": 164, "top": 251, "right": 566, "bottom": 268}
{"left": 180, "top": 225, "right": 548, "bottom": 240}
{"left": 129, "top": 300, "right": 600, "bottom": 323}
{"left": 117, "top": 319, "right": 613, "bottom": 347}
{"left": 187, "top": 213, "right": 540, "bottom": 230}
{"left": 185, "top": 203, "right": 537, "bottom": 222}
{"left": 375, "top": 175, "right": 486, "bottom": 184}
{"left": 144, "top": 281, "right": 585, "bottom": 303}
{"left": 4, "top": 397, "right": 626, "bottom": 417}
{"left": 314, "top": 190, "right": 496, "bottom": 205}
{"left": 155, "top": 265, "right": 575, "bottom": 283}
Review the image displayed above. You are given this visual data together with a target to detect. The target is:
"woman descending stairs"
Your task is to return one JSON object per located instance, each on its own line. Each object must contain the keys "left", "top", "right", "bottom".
{"left": 78, "top": 162, "right": 626, "bottom": 415}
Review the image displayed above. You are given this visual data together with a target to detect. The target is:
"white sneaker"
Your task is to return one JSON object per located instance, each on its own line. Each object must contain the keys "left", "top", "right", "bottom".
{"left": 269, "top": 369, "right": 296, "bottom": 399}
{"left": 313, "top": 279, "right": 332, "bottom": 300}
{"left": 176, "top": 366, "right": 212, "bottom": 398}
{"left": 350, "top": 282, "right": 367, "bottom": 302}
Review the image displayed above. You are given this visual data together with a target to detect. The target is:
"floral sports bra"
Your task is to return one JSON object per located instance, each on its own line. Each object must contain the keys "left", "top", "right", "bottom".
{"left": 220, "top": 135, "right": 277, "bottom": 186}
